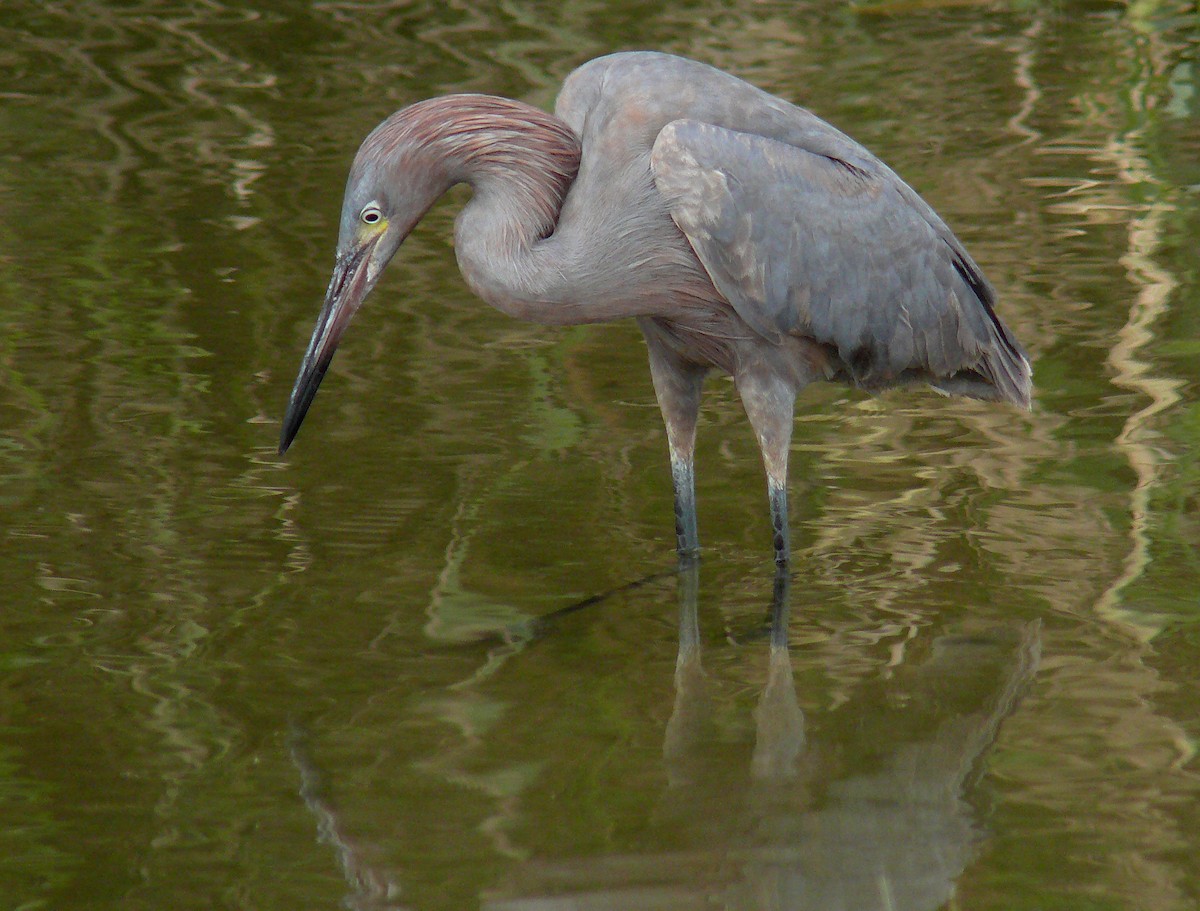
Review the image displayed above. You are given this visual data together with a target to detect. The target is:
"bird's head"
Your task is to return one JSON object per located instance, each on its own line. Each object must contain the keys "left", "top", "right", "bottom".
{"left": 277, "top": 94, "right": 576, "bottom": 455}
{"left": 278, "top": 127, "right": 449, "bottom": 455}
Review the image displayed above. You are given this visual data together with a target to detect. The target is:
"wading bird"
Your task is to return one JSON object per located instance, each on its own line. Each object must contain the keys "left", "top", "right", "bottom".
{"left": 280, "top": 51, "right": 1031, "bottom": 566}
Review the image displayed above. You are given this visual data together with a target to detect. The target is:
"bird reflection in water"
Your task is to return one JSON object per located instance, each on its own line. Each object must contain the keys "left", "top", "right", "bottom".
{"left": 290, "top": 569, "right": 1039, "bottom": 911}
{"left": 645, "top": 571, "right": 1040, "bottom": 911}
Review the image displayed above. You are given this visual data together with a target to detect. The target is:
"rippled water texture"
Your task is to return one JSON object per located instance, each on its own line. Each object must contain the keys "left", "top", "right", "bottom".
{"left": 1, "top": 2, "right": 1198, "bottom": 909}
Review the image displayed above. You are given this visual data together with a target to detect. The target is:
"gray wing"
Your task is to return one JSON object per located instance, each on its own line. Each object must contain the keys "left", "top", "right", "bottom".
{"left": 651, "top": 118, "right": 1031, "bottom": 406}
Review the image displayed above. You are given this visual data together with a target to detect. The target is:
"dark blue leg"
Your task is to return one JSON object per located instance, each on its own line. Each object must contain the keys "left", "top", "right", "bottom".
{"left": 769, "top": 479, "right": 790, "bottom": 567}
{"left": 737, "top": 372, "right": 796, "bottom": 566}
{"left": 672, "top": 455, "right": 700, "bottom": 559}
{"left": 644, "top": 329, "right": 707, "bottom": 560}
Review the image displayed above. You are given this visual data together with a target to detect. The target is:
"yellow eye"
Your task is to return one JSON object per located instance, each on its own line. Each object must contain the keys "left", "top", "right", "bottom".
{"left": 360, "top": 204, "right": 383, "bottom": 225}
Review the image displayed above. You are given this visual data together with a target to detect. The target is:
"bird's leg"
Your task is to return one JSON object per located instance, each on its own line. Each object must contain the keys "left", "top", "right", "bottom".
{"left": 672, "top": 457, "right": 699, "bottom": 561}
{"left": 737, "top": 373, "right": 796, "bottom": 566}
{"left": 662, "top": 382, "right": 705, "bottom": 560}
{"left": 772, "top": 483, "right": 790, "bottom": 565}
{"left": 644, "top": 332, "right": 707, "bottom": 561}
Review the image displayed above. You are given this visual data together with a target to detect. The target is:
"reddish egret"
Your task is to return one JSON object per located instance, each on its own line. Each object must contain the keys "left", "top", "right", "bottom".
{"left": 280, "top": 51, "right": 1031, "bottom": 566}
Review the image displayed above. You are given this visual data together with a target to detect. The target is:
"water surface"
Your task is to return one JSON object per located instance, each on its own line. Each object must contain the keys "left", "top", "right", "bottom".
{"left": 1, "top": 2, "right": 1198, "bottom": 909}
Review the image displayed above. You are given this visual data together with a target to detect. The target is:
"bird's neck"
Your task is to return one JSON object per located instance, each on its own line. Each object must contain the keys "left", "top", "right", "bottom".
{"left": 395, "top": 96, "right": 597, "bottom": 324}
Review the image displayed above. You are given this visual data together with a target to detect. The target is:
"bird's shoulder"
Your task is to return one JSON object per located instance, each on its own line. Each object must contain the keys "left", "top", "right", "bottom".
{"left": 555, "top": 52, "right": 880, "bottom": 173}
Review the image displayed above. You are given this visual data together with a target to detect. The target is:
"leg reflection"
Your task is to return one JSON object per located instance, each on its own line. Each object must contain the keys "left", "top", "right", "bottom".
{"left": 662, "top": 557, "right": 710, "bottom": 780}
{"left": 664, "top": 562, "right": 807, "bottom": 785}
{"left": 752, "top": 569, "right": 805, "bottom": 781}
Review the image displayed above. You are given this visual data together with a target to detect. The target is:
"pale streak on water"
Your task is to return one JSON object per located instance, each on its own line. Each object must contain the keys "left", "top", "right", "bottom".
{"left": 1100, "top": 119, "right": 1184, "bottom": 644}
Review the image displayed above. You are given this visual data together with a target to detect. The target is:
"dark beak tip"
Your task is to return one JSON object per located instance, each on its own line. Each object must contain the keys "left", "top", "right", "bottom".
{"left": 278, "top": 409, "right": 303, "bottom": 456}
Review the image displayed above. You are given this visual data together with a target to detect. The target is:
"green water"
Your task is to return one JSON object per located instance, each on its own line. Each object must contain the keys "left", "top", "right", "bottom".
{"left": 2, "top": 1, "right": 1198, "bottom": 908}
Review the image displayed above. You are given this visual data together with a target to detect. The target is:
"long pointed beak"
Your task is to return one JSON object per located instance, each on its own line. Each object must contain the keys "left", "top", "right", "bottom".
{"left": 279, "top": 238, "right": 379, "bottom": 454}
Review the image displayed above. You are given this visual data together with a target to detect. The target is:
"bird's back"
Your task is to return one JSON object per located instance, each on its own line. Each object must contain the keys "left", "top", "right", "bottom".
{"left": 553, "top": 52, "right": 1031, "bottom": 407}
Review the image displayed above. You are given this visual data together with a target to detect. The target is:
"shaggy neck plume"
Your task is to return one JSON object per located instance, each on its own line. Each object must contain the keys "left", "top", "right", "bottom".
{"left": 366, "top": 95, "right": 582, "bottom": 244}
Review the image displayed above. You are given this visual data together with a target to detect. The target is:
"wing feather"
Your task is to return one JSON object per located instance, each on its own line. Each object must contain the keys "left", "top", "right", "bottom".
{"left": 651, "top": 119, "right": 1031, "bottom": 406}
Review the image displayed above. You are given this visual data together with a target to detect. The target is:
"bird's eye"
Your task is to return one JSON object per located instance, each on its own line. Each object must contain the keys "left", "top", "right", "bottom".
{"left": 360, "top": 204, "right": 383, "bottom": 225}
